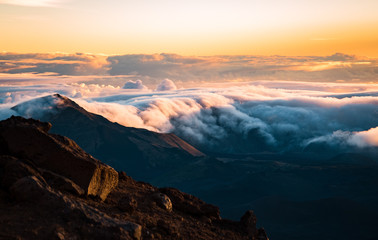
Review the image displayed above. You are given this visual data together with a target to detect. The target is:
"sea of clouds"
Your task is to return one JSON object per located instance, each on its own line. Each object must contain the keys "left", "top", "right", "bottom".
{"left": 1, "top": 77, "right": 378, "bottom": 155}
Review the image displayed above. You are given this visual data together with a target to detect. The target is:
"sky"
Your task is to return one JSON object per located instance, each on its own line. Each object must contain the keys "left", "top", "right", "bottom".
{"left": 1, "top": 0, "right": 378, "bottom": 56}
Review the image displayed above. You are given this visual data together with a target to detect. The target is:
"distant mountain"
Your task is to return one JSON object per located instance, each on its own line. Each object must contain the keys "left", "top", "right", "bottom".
{"left": 12, "top": 94, "right": 204, "bottom": 180}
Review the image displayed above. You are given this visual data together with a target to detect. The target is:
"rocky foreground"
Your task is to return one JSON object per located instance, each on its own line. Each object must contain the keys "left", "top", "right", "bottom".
{"left": 0, "top": 116, "right": 268, "bottom": 240}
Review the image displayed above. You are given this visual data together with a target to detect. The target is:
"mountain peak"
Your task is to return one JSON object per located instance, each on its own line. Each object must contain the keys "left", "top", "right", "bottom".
{"left": 11, "top": 93, "right": 89, "bottom": 120}
{"left": 51, "top": 93, "right": 81, "bottom": 109}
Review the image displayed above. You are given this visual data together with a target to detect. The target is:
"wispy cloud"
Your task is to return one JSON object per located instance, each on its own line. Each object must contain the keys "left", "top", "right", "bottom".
{"left": 310, "top": 38, "right": 336, "bottom": 41}
{"left": 1, "top": 52, "right": 377, "bottom": 85}
{"left": 0, "top": 0, "right": 64, "bottom": 7}
{"left": 0, "top": 52, "right": 109, "bottom": 75}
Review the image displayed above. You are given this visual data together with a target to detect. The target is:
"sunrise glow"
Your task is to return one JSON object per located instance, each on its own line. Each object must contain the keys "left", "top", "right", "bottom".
{"left": 1, "top": 0, "right": 377, "bottom": 56}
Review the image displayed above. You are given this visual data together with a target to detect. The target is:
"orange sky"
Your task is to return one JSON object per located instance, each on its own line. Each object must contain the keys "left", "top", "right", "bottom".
{"left": 0, "top": 0, "right": 377, "bottom": 56}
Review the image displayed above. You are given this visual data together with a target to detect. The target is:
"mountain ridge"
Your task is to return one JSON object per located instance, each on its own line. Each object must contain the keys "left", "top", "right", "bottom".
{"left": 12, "top": 94, "right": 205, "bottom": 180}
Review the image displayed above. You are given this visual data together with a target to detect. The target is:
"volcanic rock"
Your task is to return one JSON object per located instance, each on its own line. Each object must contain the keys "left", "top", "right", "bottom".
{"left": 10, "top": 175, "right": 142, "bottom": 240}
{"left": 10, "top": 175, "right": 58, "bottom": 204}
{"left": 159, "top": 187, "right": 220, "bottom": 219}
{"left": 240, "top": 210, "right": 258, "bottom": 237}
{"left": 240, "top": 210, "right": 270, "bottom": 240}
{"left": 41, "top": 169, "right": 85, "bottom": 196}
{"left": 257, "top": 228, "right": 269, "bottom": 240}
{"left": 0, "top": 116, "right": 268, "bottom": 240}
{"left": 118, "top": 195, "right": 138, "bottom": 213}
{"left": 0, "top": 155, "right": 45, "bottom": 189}
{"left": 0, "top": 116, "right": 118, "bottom": 200}
{"left": 152, "top": 192, "right": 173, "bottom": 211}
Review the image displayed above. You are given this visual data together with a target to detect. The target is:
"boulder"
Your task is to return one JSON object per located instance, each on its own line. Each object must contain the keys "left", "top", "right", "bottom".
{"left": 152, "top": 192, "right": 172, "bottom": 211}
{"left": 159, "top": 187, "right": 220, "bottom": 219}
{"left": 0, "top": 116, "right": 118, "bottom": 200}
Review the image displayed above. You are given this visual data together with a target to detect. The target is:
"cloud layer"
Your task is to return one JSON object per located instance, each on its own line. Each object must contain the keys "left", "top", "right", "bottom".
{"left": 1, "top": 52, "right": 378, "bottom": 87}
{"left": 84, "top": 85, "right": 378, "bottom": 154}
{"left": 107, "top": 53, "right": 378, "bottom": 84}
{"left": 0, "top": 52, "right": 109, "bottom": 76}
{"left": 0, "top": 0, "right": 64, "bottom": 7}
{"left": 2, "top": 80, "right": 378, "bottom": 156}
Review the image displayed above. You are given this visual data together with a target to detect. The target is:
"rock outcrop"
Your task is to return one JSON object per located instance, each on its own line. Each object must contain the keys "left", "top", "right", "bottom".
{"left": 10, "top": 175, "right": 141, "bottom": 240}
{"left": 0, "top": 116, "right": 118, "bottom": 200}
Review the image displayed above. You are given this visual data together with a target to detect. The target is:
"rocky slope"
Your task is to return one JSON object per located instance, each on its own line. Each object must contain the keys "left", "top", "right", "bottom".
{"left": 0, "top": 116, "right": 268, "bottom": 240}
